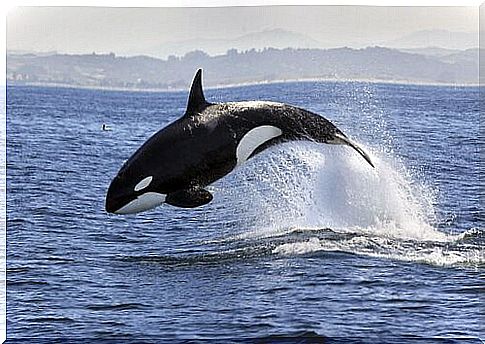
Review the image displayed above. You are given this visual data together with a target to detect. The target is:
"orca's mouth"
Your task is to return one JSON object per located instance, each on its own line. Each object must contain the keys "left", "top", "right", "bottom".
{"left": 105, "top": 175, "right": 136, "bottom": 214}
{"left": 105, "top": 192, "right": 133, "bottom": 214}
{"left": 106, "top": 180, "right": 166, "bottom": 214}
{"left": 111, "top": 192, "right": 166, "bottom": 214}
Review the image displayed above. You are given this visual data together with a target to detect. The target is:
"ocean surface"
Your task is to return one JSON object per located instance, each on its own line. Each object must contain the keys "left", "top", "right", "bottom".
{"left": 6, "top": 81, "right": 483, "bottom": 342}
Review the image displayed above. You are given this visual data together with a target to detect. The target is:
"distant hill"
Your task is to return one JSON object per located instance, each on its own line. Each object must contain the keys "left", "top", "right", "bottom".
{"left": 6, "top": 46, "right": 478, "bottom": 90}
{"left": 398, "top": 47, "right": 462, "bottom": 58}
{"left": 134, "top": 29, "right": 321, "bottom": 58}
{"left": 384, "top": 30, "right": 477, "bottom": 50}
{"left": 435, "top": 48, "right": 478, "bottom": 65}
{"left": 131, "top": 28, "right": 478, "bottom": 59}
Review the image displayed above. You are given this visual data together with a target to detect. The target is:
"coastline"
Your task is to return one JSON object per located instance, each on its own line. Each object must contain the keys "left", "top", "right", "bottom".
{"left": 6, "top": 76, "right": 479, "bottom": 93}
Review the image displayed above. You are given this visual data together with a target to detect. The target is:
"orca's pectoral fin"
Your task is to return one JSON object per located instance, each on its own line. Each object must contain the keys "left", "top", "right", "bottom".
{"left": 165, "top": 188, "right": 213, "bottom": 208}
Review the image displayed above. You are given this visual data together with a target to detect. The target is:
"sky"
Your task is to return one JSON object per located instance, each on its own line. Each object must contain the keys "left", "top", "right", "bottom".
{"left": 6, "top": 5, "right": 479, "bottom": 56}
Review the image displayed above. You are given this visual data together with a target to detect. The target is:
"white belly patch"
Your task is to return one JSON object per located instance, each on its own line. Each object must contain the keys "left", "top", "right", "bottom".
{"left": 115, "top": 192, "right": 166, "bottom": 214}
{"left": 236, "top": 125, "right": 283, "bottom": 166}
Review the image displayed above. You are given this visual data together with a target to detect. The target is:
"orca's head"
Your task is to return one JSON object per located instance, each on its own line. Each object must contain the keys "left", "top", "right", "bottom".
{"left": 105, "top": 165, "right": 166, "bottom": 214}
{"left": 105, "top": 68, "right": 211, "bottom": 214}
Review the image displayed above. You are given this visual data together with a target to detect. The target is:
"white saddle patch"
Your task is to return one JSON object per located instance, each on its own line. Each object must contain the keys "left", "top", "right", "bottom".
{"left": 115, "top": 192, "right": 166, "bottom": 214}
{"left": 236, "top": 125, "right": 283, "bottom": 166}
{"left": 232, "top": 101, "right": 285, "bottom": 109}
{"left": 134, "top": 176, "right": 153, "bottom": 192}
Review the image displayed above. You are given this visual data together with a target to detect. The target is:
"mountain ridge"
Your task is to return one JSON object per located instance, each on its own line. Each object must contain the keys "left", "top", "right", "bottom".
{"left": 7, "top": 46, "right": 478, "bottom": 90}
{"left": 130, "top": 28, "right": 321, "bottom": 58}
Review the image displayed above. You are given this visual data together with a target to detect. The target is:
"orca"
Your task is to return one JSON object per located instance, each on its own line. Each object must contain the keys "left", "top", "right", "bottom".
{"left": 106, "top": 69, "right": 374, "bottom": 214}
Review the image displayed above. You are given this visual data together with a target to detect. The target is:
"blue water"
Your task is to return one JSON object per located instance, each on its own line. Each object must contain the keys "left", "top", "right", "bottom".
{"left": 6, "top": 82, "right": 483, "bottom": 342}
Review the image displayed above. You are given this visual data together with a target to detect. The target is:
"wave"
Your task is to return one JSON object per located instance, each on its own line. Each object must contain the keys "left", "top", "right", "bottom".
{"left": 124, "top": 226, "right": 483, "bottom": 268}
{"left": 271, "top": 228, "right": 484, "bottom": 267}
{"left": 209, "top": 141, "right": 483, "bottom": 267}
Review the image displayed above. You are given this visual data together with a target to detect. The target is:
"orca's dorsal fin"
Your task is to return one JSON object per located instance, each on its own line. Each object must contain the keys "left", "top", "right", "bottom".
{"left": 185, "top": 69, "right": 210, "bottom": 115}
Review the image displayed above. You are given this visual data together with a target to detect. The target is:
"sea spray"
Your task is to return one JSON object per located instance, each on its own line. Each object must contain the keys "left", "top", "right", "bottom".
{"left": 214, "top": 141, "right": 483, "bottom": 266}
{"left": 223, "top": 141, "right": 440, "bottom": 240}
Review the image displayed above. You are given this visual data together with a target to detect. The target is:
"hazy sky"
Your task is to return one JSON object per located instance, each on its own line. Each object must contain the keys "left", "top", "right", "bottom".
{"left": 7, "top": 6, "right": 478, "bottom": 55}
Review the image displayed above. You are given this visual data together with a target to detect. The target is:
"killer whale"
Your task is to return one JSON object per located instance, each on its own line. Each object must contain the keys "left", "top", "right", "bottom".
{"left": 106, "top": 69, "right": 374, "bottom": 214}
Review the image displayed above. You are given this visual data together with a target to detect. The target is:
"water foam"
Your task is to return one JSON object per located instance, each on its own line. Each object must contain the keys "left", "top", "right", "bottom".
{"left": 232, "top": 141, "right": 440, "bottom": 239}
{"left": 221, "top": 141, "right": 483, "bottom": 267}
{"left": 271, "top": 235, "right": 484, "bottom": 266}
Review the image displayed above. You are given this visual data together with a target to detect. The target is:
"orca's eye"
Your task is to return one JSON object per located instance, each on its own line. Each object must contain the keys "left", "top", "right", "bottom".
{"left": 134, "top": 176, "right": 153, "bottom": 192}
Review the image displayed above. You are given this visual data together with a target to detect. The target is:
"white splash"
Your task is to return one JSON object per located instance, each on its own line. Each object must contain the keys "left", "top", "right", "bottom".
{"left": 217, "top": 141, "right": 482, "bottom": 267}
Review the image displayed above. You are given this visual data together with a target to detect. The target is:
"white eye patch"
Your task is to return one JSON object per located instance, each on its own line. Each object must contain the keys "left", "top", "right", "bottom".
{"left": 134, "top": 176, "right": 153, "bottom": 192}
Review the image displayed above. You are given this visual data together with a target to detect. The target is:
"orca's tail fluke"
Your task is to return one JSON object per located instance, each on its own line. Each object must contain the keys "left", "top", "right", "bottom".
{"left": 330, "top": 132, "right": 375, "bottom": 168}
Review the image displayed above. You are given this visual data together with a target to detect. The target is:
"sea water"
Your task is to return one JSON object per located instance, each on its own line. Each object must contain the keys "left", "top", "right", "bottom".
{"left": 6, "top": 81, "right": 483, "bottom": 342}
